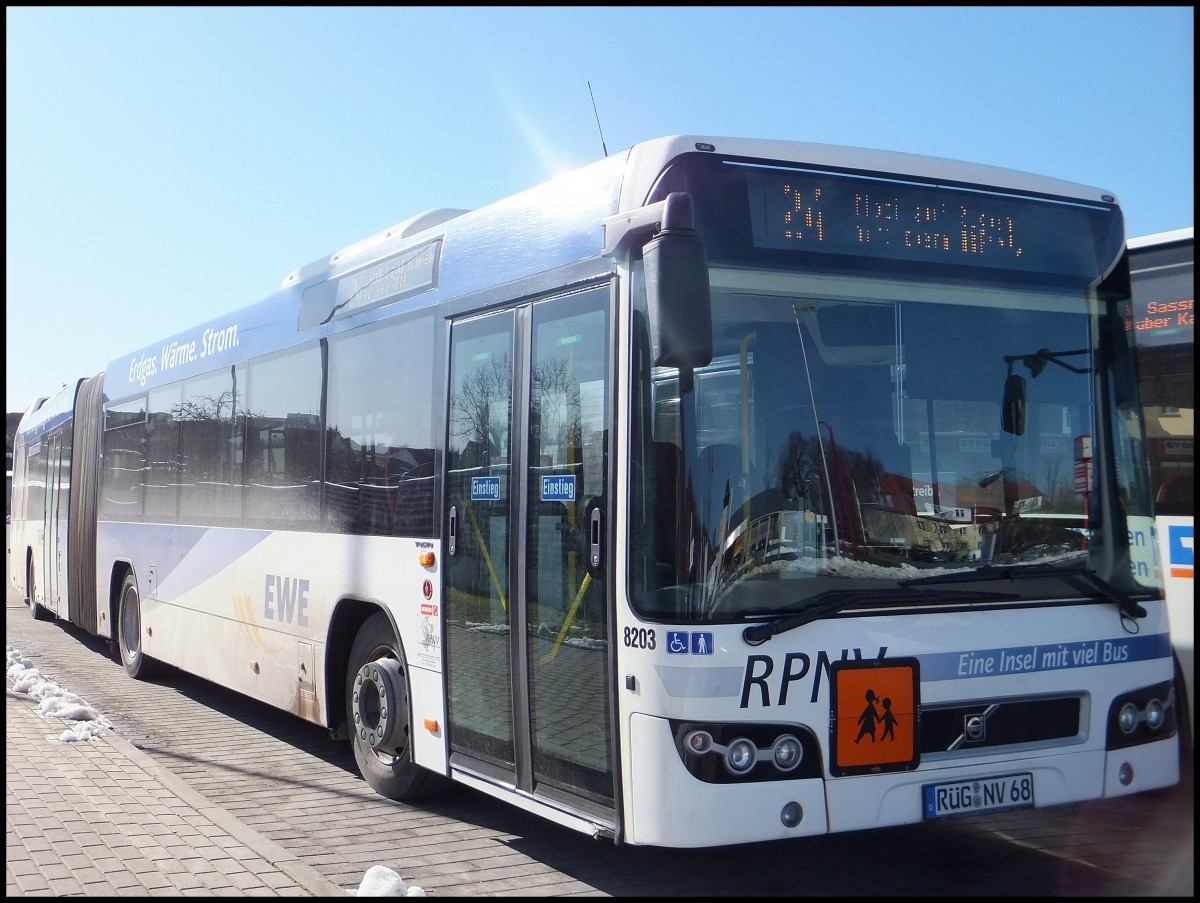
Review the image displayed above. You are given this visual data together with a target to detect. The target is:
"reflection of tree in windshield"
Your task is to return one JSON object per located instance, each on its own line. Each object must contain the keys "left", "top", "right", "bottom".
{"left": 778, "top": 432, "right": 826, "bottom": 508}
{"left": 776, "top": 430, "right": 886, "bottom": 550}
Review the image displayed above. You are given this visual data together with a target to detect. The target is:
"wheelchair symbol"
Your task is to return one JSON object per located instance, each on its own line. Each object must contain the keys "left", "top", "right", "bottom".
{"left": 667, "top": 631, "right": 689, "bottom": 654}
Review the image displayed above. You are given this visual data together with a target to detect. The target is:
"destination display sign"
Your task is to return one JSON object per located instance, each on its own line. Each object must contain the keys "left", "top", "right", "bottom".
{"left": 1127, "top": 244, "right": 1193, "bottom": 348}
{"left": 744, "top": 167, "right": 1104, "bottom": 282}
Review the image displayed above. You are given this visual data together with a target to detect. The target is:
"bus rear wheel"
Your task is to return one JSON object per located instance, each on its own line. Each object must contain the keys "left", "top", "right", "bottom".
{"left": 117, "top": 573, "right": 162, "bottom": 680}
{"left": 28, "top": 559, "right": 51, "bottom": 621}
{"left": 346, "top": 612, "right": 449, "bottom": 800}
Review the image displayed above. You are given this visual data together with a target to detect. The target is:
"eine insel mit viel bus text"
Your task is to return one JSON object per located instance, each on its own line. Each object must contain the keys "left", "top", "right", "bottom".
{"left": 8, "top": 135, "right": 1180, "bottom": 848}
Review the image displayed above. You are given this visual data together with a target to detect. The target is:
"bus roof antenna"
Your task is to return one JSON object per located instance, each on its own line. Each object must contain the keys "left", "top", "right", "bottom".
{"left": 588, "top": 81, "right": 608, "bottom": 157}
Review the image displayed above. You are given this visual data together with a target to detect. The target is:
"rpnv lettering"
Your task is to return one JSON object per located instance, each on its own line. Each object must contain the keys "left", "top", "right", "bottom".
{"left": 264, "top": 574, "right": 310, "bottom": 626}
{"left": 740, "top": 646, "right": 889, "bottom": 707}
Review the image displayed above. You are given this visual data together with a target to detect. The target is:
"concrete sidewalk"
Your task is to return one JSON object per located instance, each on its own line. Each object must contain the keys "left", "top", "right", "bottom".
{"left": 6, "top": 683, "right": 348, "bottom": 897}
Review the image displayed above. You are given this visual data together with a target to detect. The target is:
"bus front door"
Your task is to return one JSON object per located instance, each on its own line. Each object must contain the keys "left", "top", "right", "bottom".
{"left": 444, "top": 285, "right": 616, "bottom": 821}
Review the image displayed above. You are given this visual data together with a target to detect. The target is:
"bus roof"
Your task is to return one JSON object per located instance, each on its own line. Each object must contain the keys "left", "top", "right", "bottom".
{"left": 100, "top": 134, "right": 1126, "bottom": 403}
{"left": 618, "top": 135, "right": 1118, "bottom": 208}
{"left": 289, "top": 135, "right": 1126, "bottom": 296}
{"left": 1128, "top": 226, "right": 1194, "bottom": 249}
{"left": 15, "top": 378, "right": 83, "bottom": 441}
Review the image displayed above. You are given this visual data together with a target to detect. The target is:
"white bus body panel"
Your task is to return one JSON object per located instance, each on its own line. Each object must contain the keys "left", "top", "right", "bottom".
{"left": 95, "top": 524, "right": 450, "bottom": 773}
{"left": 628, "top": 712, "right": 831, "bottom": 846}
{"left": 616, "top": 600, "right": 1177, "bottom": 847}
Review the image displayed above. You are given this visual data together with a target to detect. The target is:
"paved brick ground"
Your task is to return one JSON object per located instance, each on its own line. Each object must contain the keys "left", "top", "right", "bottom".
{"left": 6, "top": 684, "right": 347, "bottom": 897}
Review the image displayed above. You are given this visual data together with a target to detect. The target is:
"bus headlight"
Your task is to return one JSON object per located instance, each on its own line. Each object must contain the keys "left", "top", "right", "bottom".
{"left": 724, "top": 738, "right": 757, "bottom": 775}
{"left": 1107, "top": 682, "right": 1177, "bottom": 749}
{"left": 671, "top": 720, "right": 823, "bottom": 783}
{"left": 1118, "top": 702, "right": 1140, "bottom": 735}
{"left": 1144, "top": 698, "right": 1165, "bottom": 730}
{"left": 684, "top": 729, "right": 714, "bottom": 754}
{"left": 772, "top": 734, "right": 803, "bottom": 771}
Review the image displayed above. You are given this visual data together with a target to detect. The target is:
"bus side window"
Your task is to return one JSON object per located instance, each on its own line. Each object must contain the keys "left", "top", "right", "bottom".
{"left": 325, "top": 314, "right": 436, "bottom": 537}
{"left": 244, "top": 344, "right": 322, "bottom": 530}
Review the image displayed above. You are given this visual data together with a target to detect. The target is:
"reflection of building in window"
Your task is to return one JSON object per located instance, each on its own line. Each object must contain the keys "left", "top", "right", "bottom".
{"left": 859, "top": 504, "right": 982, "bottom": 564}
{"left": 1156, "top": 472, "right": 1195, "bottom": 516}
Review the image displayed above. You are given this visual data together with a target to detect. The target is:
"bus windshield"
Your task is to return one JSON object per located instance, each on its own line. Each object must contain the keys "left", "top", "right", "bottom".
{"left": 629, "top": 164, "right": 1157, "bottom": 622}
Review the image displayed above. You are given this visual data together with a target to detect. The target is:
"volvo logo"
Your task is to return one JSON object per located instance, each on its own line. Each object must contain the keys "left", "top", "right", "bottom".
{"left": 964, "top": 713, "right": 988, "bottom": 743}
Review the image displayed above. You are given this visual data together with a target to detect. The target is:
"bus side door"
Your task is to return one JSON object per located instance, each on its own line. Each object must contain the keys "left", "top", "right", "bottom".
{"left": 43, "top": 431, "right": 66, "bottom": 615}
{"left": 443, "top": 284, "right": 616, "bottom": 817}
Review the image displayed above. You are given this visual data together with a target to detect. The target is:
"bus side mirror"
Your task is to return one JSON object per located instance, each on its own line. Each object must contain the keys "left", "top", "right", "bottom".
{"left": 644, "top": 192, "right": 713, "bottom": 387}
{"left": 1001, "top": 374, "right": 1026, "bottom": 436}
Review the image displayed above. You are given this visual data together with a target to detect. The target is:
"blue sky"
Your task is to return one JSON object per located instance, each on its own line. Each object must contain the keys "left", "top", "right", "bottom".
{"left": 5, "top": 6, "right": 1194, "bottom": 414}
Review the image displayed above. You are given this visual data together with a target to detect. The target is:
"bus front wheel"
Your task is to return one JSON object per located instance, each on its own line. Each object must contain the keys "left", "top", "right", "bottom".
{"left": 117, "top": 573, "right": 162, "bottom": 680}
{"left": 346, "top": 612, "right": 449, "bottom": 800}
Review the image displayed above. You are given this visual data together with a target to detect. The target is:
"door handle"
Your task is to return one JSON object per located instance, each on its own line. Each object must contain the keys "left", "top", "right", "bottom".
{"left": 589, "top": 506, "right": 602, "bottom": 568}
{"left": 449, "top": 505, "right": 458, "bottom": 556}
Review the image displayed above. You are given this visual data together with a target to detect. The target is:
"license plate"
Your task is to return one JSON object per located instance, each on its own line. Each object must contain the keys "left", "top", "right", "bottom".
{"left": 922, "top": 772, "right": 1035, "bottom": 819}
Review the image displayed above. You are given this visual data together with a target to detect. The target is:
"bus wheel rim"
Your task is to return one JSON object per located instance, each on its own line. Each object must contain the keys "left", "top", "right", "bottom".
{"left": 122, "top": 588, "right": 140, "bottom": 655}
{"left": 352, "top": 658, "right": 406, "bottom": 753}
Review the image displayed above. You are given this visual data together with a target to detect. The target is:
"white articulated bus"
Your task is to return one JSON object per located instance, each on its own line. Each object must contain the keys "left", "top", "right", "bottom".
{"left": 9, "top": 135, "right": 1179, "bottom": 848}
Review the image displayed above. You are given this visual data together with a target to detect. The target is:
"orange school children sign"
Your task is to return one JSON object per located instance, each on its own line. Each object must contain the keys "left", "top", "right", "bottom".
{"left": 829, "top": 657, "right": 921, "bottom": 776}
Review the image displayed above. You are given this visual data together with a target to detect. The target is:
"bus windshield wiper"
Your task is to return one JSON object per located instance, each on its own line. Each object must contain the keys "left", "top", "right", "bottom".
{"left": 741, "top": 587, "right": 1019, "bottom": 646}
{"left": 900, "top": 564, "right": 1148, "bottom": 620}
